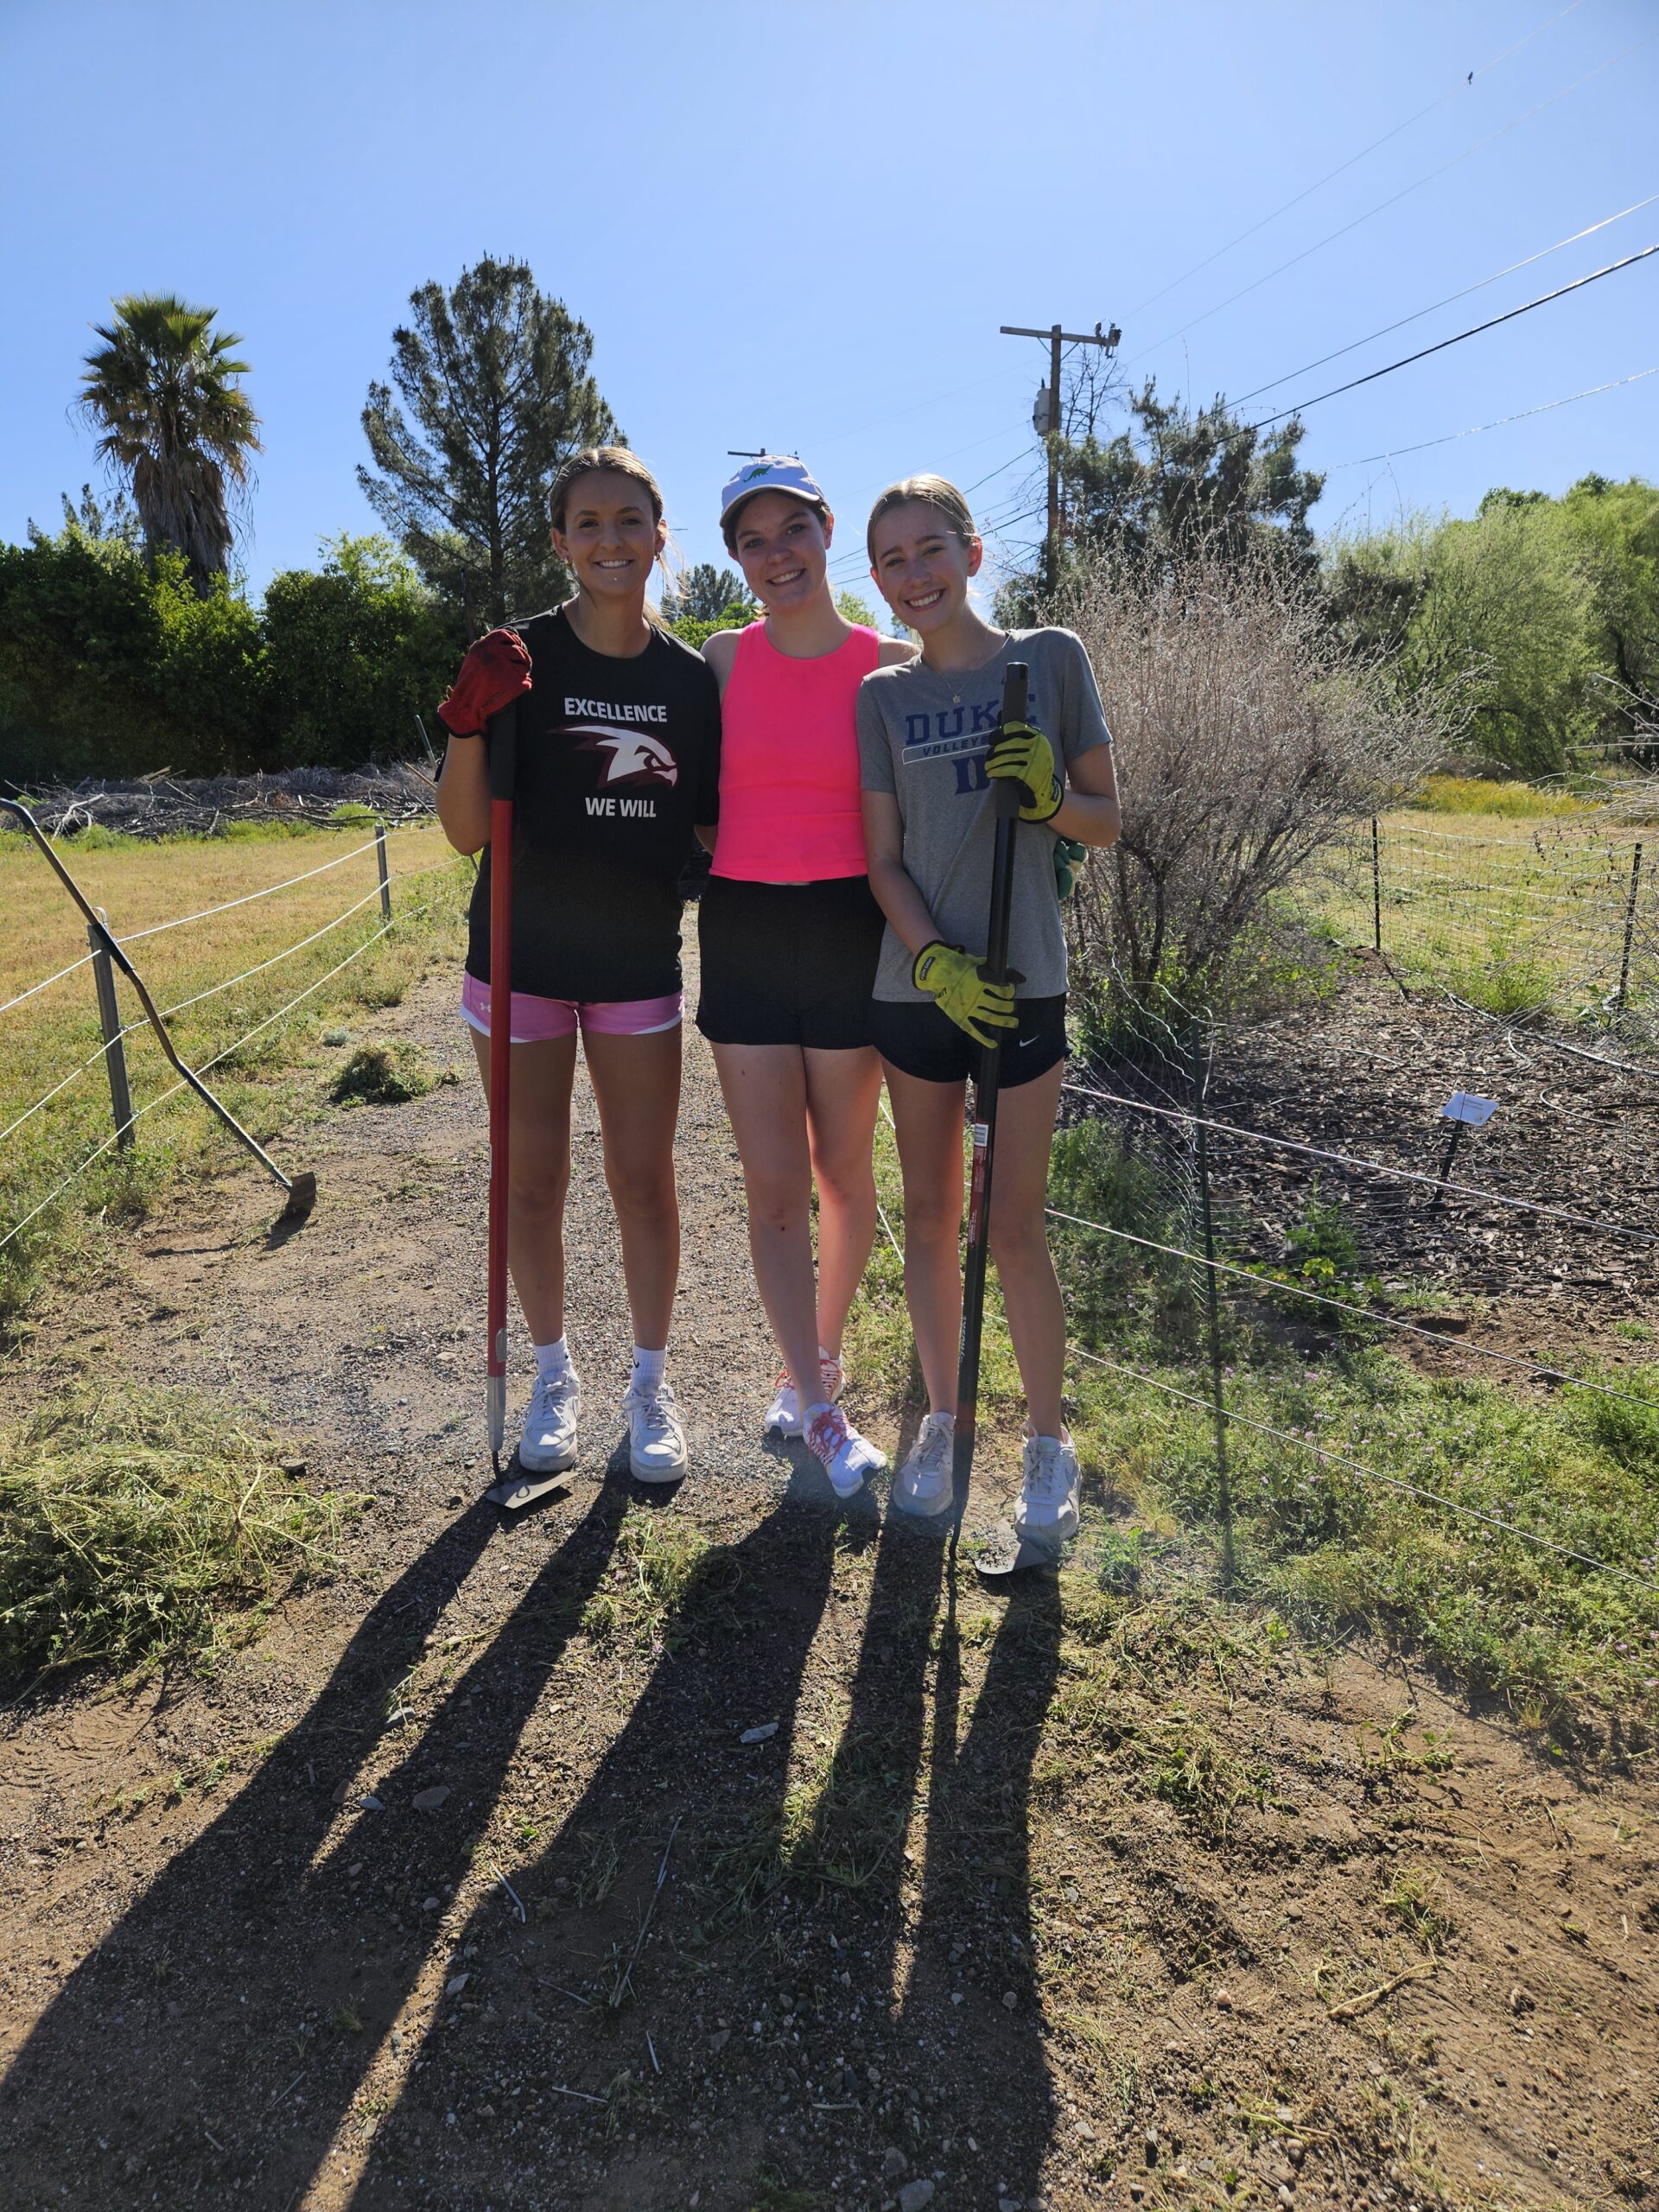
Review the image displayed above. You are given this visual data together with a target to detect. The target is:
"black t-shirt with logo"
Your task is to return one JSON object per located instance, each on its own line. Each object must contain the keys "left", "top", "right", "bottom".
{"left": 463, "top": 608, "right": 722, "bottom": 1001}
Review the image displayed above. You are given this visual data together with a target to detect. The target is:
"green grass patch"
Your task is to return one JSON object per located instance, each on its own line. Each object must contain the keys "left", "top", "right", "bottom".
{"left": 1412, "top": 775, "right": 1591, "bottom": 819}
{"left": 580, "top": 1506, "right": 736, "bottom": 1653}
{"left": 850, "top": 1109, "right": 1659, "bottom": 1737}
{"left": 0, "top": 1387, "right": 364, "bottom": 1683}
{"left": 1068, "top": 1336, "right": 1659, "bottom": 1734}
{"left": 1300, "top": 798, "right": 1654, "bottom": 1022}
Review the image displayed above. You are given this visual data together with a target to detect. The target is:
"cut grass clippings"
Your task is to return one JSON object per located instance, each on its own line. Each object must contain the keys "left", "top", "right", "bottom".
{"left": 327, "top": 1040, "right": 445, "bottom": 1107}
{"left": 0, "top": 1387, "right": 364, "bottom": 1684}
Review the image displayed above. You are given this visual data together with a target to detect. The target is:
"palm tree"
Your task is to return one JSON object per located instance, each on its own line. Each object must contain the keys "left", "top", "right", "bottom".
{"left": 79, "top": 294, "right": 261, "bottom": 594}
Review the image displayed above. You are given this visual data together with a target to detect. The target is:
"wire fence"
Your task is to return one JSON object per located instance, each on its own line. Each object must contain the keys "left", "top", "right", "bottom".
{"left": 1033, "top": 974, "right": 1659, "bottom": 1600}
{"left": 0, "top": 814, "right": 463, "bottom": 1275}
{"left": 1318, "top": 804, "right": 1659, "bottom": 1054}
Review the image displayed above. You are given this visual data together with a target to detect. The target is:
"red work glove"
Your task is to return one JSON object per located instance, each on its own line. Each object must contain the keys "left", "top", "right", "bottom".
{"left": 436, "top": 627, "right": 531, "bottom": 738}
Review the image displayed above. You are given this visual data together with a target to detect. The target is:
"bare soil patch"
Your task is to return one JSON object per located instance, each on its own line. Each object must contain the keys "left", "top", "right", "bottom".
{"left": 1, "top": 965, "right": 1655, "bottom": 2210}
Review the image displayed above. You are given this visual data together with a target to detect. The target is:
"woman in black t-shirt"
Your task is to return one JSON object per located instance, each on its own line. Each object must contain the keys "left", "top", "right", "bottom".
{"left": 436, "top": 448, "right": 721, "bottom": 1488}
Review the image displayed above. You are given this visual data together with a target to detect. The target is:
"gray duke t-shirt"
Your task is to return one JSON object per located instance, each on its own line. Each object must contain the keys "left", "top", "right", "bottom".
{"left": 856, "top": 626, "right": 1111, "bottom": 1001}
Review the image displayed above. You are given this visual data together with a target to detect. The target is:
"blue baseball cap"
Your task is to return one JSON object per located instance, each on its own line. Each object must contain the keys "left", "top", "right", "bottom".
{"left": 719, "top": 454, "right": 829, "bottom": 533}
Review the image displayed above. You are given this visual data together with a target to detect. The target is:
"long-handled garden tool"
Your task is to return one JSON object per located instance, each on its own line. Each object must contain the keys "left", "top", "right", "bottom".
{"left": 481, "top": 700, "right": 521, "bottom": 1496}
{"left": 949, "top": 662, "right": 1029, "bottom": 1552}
{"left": 0, "top": 796, "right": 316, "bottom": 1222}
{"left": 477, "top": 701, "right": 563, "bottom": 1513}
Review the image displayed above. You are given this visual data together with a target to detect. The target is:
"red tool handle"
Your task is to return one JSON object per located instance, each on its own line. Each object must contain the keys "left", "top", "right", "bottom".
{"left": 485, "top": 701, "right": 518, "bottom": 1468}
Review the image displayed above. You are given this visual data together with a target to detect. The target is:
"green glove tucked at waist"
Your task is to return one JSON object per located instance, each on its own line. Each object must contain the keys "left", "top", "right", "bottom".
{"left": 986, "top": 718, "right": 1063, "bottom": 822}
{"left": 912, "top": 941, "right": 1020, "bottom": 1048}
{"left": 1052, "top": 836, "right": 1086, "bottom": 900}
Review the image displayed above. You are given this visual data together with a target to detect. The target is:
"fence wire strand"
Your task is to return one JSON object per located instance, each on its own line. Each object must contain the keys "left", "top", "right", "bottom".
{"left": 1045, "top": 1203, "right": 1659, "bottom": 1412}
{"left": 0, "top": 889, "right": 442, "bottom": 1254}
{"left": 1065, "top": 1341, "right": 1656, "bottom": 1592}
{"left": 1063, "top": 1078, "right": 1657, "bottom": 1243}
{"left": 120, "top": 835, "right": 384, "bottom": 943}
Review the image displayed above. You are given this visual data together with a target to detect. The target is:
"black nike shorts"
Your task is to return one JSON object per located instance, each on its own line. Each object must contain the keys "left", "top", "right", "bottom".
{"left": 869, "top": 993, "right": 1067, "bottom": 1090}
{"left": 696, "top": 874, "right": 885, "bottom": 1050}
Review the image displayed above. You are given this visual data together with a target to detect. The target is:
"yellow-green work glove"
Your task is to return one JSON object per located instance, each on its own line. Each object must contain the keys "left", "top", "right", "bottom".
{"left": 986, "top": 718, "right": 1063, "bottom": 822}
{"left": 912, "top": 941, "right": 1020, "bottom": 1048}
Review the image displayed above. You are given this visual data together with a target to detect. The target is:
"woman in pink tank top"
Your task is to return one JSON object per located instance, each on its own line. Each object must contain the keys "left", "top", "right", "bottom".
{"left": 696, "top": 457, "right": 915, "bottom": 1497}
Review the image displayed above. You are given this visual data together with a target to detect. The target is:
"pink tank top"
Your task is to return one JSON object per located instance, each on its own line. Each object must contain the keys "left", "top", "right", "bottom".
{"left": 710, "top": 622, "right": 881, "bottom": 882}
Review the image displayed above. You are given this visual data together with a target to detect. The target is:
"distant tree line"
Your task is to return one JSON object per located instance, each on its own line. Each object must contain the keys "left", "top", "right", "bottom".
{"left": 7, "top": 267, "right": 1655, "bottom": 785}
{"left": 1325, "top": 476, "right": 1659, "bottom": 775}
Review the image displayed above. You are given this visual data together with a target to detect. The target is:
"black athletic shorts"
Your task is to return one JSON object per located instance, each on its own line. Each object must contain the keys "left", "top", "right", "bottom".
{"left": 869, "top": 992, "right": 1067, "bottom": 1090}
{"left": 696, "top": 874, "right": 885, "bottom": 1050}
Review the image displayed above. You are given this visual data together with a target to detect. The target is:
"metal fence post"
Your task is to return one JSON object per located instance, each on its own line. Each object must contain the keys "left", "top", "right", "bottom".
{"left": 87, "top": 912, "right": 134, "bottom": 1148}
{"left": 375, "top": 823, "right": 392, "bottom": 923}
{"left": 1189, "top": 1016, "right": 1235, "bottom": 1589}
{"left": 1615, "top": 842, "right": 1643, "bottom": 1017}
{"left": 1370, "top": 817, "right": 1382, "bottom": 954}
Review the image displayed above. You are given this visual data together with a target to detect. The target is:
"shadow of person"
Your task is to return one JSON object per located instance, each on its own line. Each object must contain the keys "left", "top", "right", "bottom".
{"left": 0, "top": 1478, "right": 630, "bottom": 2209}
{"left": 336, "top": 1457, "right": 849, "bottom": 2210}
{"left": 895, "top": 1560, "right": 1065, "bottom": 2205}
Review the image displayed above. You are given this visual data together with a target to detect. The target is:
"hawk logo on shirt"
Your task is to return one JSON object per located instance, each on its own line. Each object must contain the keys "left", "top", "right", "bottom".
{"left": 573, "top": 727, "right": 680, "bottom": 789}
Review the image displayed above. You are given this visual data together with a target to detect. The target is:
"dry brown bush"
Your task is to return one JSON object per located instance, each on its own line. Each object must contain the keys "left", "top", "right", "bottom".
{"left": 1057, "top": 543, "right": 1464, "bottom": 999}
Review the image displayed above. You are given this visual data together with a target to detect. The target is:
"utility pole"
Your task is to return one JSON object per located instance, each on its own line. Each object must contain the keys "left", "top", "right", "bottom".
{"left": 999, "top": 320, "right": 1120, "bottom": 595}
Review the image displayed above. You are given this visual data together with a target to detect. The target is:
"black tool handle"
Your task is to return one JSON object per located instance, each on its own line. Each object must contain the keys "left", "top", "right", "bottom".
{"left": 950, "top": 660, "right": 1030, "bottom": 1524}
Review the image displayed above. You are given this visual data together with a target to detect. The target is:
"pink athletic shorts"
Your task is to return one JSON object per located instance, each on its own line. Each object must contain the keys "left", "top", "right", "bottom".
{"left": 460, "top": 972, "right": 683, "bottom": 1042}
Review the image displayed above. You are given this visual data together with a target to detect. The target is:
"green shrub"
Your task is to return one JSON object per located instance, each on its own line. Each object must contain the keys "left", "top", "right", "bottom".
{"left": 259, "top": 535, "right": 462, "bottom": 768}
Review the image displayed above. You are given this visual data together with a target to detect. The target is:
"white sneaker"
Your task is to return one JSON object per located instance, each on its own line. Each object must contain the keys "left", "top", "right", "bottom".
{"left": 892, "top": 1410, "right": 957, "bottom": 1519}
{"left": 518, "top": 1367, "right": 580, "bottom": 1473}
{"left": 804, "top": 1402, "right": 887, "bottom": 1500}
{"left": 624, "top": 1377, "right": 688, "bottom": 1484}
{"left": 764, "top": 1354, "right": 844, "bottom": 1438}
{"left": 1014, "top": 1432, "right": 1080, "bottom": 1542}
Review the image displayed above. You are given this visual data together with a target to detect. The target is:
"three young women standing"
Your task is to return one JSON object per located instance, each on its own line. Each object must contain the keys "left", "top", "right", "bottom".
{"left": 436, "top": 448, "right": 1119, "bottom": 1549}
{"left": 696, "top": 458, "right": 914, "bottom": 1495}
{"left": 435, "top": 448, "right": 720, "bottom": 1485}
{"left": 858, "top": 474, "right": 1121, "bottom": 1540}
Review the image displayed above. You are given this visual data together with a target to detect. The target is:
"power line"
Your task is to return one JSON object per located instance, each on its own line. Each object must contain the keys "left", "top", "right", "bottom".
{"left": 1253, "top": 241, "right": 1659, "bottom": 428}
{"left": 1325, "top": 361, "right": 1659, "bottom": 468}
{"left": 1233, "top": 191, "right": 1659, "bottom": 408}
{"left": 1125, "top": 0, "right": 1589, "bottom": 321}
{"left": 1127, "top": 31, "right": 1657, "bottom": 369}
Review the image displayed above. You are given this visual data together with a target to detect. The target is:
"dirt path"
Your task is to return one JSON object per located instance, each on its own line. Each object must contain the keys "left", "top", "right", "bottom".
{"left": 1, "top": 969, "right": 1656, "bottom": 2211}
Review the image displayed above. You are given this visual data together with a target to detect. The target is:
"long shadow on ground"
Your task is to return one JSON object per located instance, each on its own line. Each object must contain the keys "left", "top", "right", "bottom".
{"left": 342, "top": 1462, "right": 851, "bottom": 2211}
{"left": 0, "top": 1483, "right": 629, "bottom": 2209}
{"left": 899, "top": 1560, "right": 1065, "bottom": 2202}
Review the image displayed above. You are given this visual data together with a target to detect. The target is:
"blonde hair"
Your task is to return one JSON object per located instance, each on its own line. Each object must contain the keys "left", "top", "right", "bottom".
{"left": 549, "top": 445, "right": 675, "bottom": 627}
{"left": 549, "top": 444, "right": 664, "bottom": 532}
{"left": 866, "top": 474, "right": 977, "bottom": 563}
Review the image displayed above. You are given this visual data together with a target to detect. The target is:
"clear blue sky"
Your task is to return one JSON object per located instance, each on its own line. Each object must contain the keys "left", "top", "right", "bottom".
{"left": 3, "top": 0, "right": 1656, "bottom": 602}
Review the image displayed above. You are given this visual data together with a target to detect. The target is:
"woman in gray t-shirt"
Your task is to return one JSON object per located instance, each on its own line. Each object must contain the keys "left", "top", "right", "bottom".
{"left": 856, "top": 473, "right": 1121, "bottom": 1543}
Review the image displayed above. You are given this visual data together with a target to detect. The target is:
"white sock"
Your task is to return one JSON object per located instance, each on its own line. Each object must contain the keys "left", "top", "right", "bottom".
{"left": 533, "top": 1337, "right": 573, "bottom": 1381}
{"left": 632, "top": 1344, "right": 666, "bottom": 1390}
